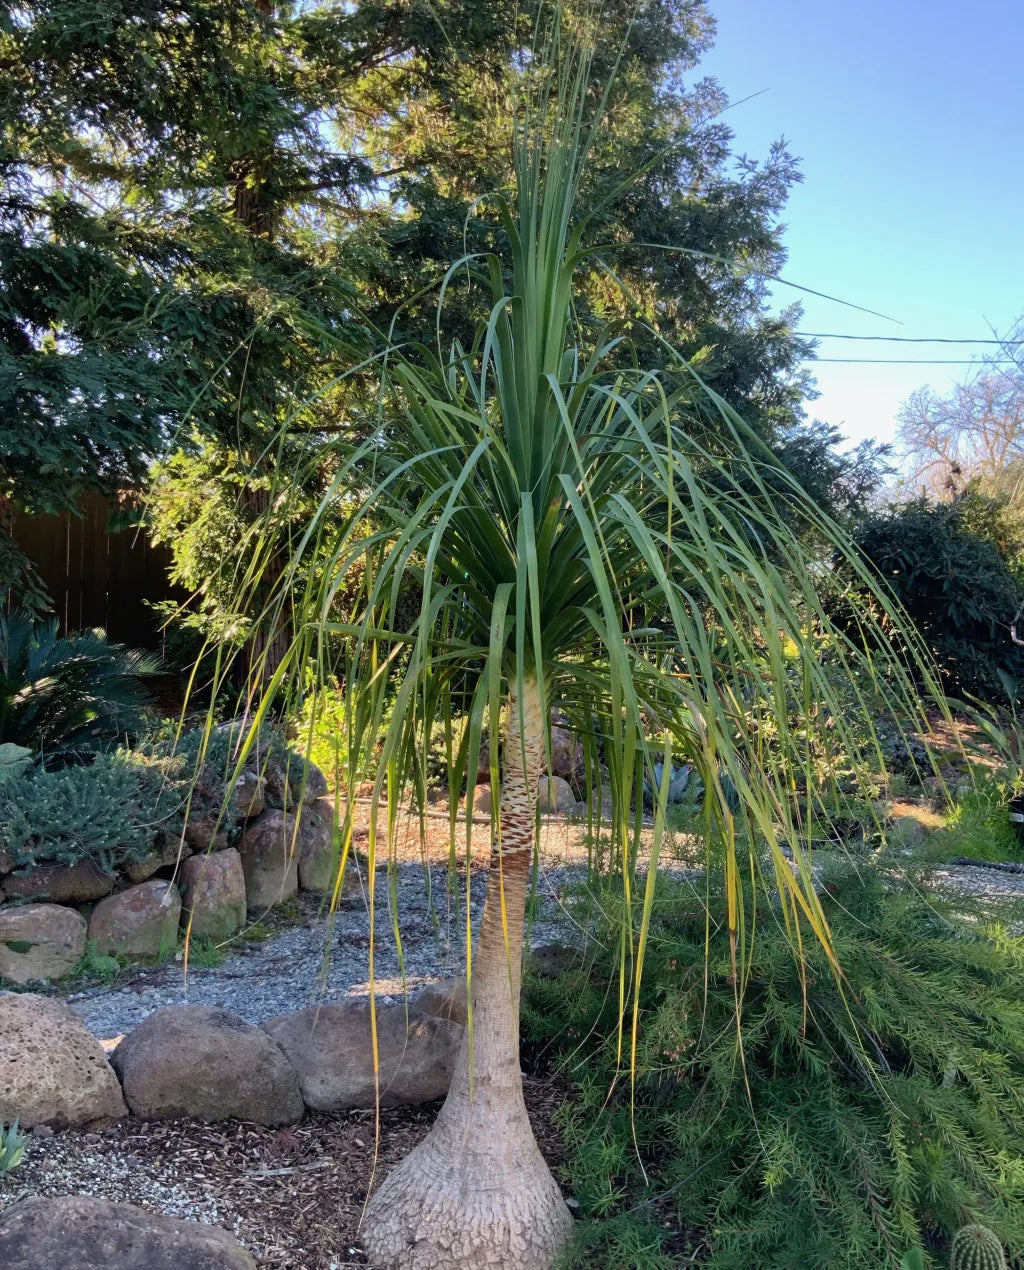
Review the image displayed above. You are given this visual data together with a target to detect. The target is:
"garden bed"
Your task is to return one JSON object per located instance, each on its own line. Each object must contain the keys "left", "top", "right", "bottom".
{"left": 5, "top": 1079, "right": 570, "bottom": 1268}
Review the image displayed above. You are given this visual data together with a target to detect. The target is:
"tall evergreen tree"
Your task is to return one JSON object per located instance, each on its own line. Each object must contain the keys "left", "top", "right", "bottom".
{"left": 355, "top": 0, "right": 814, "bottom": 445}
{"left": 1, "top": 0, "right": 834, "bottom": 627}
{"left": 0, "top": 0, "right": 509, "bottom": 628}
{"left": 2, "top": 1, "right": 817, "bottom": 489}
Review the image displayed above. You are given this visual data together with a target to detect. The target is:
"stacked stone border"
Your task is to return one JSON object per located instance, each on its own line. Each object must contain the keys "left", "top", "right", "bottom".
{"left": 0, "top": 755, "right": 335, "bottom": 988}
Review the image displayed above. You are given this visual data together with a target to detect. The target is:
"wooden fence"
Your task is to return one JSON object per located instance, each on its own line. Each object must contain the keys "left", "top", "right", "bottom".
{"left": 11, "top": 493, "right": 181, "bottom": 650}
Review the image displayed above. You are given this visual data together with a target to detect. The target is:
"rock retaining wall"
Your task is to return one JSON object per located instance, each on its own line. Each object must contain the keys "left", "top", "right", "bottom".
{"left": 0, "top": 761, "right": 338, "bottom": 987}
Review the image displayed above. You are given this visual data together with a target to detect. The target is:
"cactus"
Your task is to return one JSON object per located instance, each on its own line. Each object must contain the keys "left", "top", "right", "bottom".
{"left": 949, "top": 1224, "right": 1007, "bottom": 1270}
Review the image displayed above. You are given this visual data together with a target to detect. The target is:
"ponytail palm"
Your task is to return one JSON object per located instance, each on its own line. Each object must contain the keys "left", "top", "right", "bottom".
{"left": 232, "top": 38, "right": 940, "bottom": 1270}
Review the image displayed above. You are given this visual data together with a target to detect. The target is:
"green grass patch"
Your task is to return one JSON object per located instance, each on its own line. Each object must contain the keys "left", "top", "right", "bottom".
{"left": 928, "top": 781, "right": 1022, "bottom": 864}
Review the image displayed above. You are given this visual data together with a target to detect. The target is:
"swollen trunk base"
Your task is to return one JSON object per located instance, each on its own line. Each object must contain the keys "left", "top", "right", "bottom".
{"left": 361, "top": 677, "right": 572, "bottom": 1268}
{"left": 361, "top": 1073, "right": 573, "bottom": 1268}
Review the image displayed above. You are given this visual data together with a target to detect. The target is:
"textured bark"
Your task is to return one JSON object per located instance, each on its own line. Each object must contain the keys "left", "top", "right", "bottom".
{"left": 361, "top": 677, "right": 573, "bottom": 1269}
{"left": 239, "top": 481, "right": 291, "bottom": 687}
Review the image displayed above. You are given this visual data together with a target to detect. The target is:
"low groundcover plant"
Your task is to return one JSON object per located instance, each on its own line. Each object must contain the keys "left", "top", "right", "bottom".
{"left": 524, "top": 855, "right": 1024, "bottom": 1269}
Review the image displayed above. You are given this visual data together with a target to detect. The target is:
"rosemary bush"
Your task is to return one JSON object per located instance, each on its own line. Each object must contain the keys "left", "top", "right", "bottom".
{"left": 145, "top": 720, "right": 321, "bottom": 817}
{"left": 525, "top": 857, "right": 1024, "bottom": 1269}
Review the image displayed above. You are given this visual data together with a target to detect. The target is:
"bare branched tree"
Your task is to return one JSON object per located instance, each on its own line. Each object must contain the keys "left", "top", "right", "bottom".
{"left": 994, "top": 313, "right": 1024, "bottom": 377}
{"left": 898, "top": 365, "right": 1024, "bottom": 498}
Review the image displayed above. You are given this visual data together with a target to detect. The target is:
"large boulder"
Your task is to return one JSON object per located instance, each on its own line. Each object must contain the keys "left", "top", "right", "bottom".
{"left": 180, "top": 849, "right": 246, "bottom": 939}
{"left": 0, "top": 993, "right": 126, "bottom": 1127}
{"left": 888, "top": 814, "right": 931, "bottom": 850}
{"left": 527, "top": 942, "right": 578, "bottom": 978}
{"left": 112, "top": 1004, "right": 303, "bottom": 1125}
{"left": 3, "top": 859, "right": 115, "bottom": 903}
{"left": 182, "top": 809, "right": 232, "bottom": 853}
{"left": 124, "top": 852, "right": 163, "bottom": 884}
{"left": 0, "top": 903, "right": 87, "bottom": 984}
{"left": 88, "top": 880, "right": 181, "bottom": 959}
{"left": 0, "top": 1195, "right": 256, "bottom": 1270}
{"left": 264, "top": 754, "right": 329, "bottom": 811}
{"left": 414, "top": 976, "right": 469, "bottom": 1027}
{"left": 457, "top": 785, "right": 493, "bottom": 819}
{"left": 537, "top": 774, "right": 575, "bottom": 814}
{"left": 573, "top": 784, "right": 615, "bottom": 823}
{"left": 296, "top": 800, "right": 336, "bottom": 893}
{"left": 233, "top": 768, "right": 265, "bottom": 820}
{"left": 262, "top": 999, "right": 460, "bottom": 1111}
{"left": 237, "top": 810, "right": 299, "bottom": 910}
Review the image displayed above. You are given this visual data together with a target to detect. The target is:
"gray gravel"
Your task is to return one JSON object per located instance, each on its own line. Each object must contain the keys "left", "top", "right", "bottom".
{"left": 928, "top": 860, "right": 1024, "bottom": 902}
{"left": 67, "top": 859, "right": 590, "bottom": 1042}
{"left": 62, "top": 850, "right": 1024, "bottom": 1043}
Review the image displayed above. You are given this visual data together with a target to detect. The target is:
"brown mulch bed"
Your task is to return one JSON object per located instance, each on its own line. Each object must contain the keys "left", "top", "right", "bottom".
{"left": 342, "top": 796, "right": 619, "bottom": 868}
{"left": 3, "top": 1076, "right": 571, "bottom": 1269}
{"left": 334, "top": 708, "right": 997, "bottom": 870}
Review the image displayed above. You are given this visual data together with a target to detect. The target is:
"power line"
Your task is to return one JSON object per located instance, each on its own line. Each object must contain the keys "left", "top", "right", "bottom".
{"left": 811, "top": 357, "right": 1019, "bottom": 365}
{"left": 797, "top": 332, "right": 1024, "bottom": 345}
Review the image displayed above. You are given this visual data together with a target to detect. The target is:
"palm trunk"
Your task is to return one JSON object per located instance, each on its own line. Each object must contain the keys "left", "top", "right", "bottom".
{"left": 361, "top": 676, "right": 573, "bottom": 1269}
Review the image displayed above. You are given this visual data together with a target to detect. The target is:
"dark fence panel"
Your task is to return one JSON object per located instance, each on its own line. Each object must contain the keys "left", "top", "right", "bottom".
{"left": 12, "top": 493, "right": 180, "bottom": 650}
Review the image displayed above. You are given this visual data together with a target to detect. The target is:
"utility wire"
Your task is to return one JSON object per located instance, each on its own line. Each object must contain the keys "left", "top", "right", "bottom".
{"left": 813, "top": 358, "right": 1018, "bottom": 365}
{"left": 797, "top": 332, "right": 1024, "bottom": 345}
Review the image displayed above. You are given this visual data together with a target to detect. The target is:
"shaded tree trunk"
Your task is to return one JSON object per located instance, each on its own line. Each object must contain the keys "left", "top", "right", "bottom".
{"left": 238, "top": 480, "right": 291, "bottom": 688}
{"left": 232, "top": 1, "right": 287, "bottom": 687}
{"left": 361, "top": 675, "right": 573, "bottom": 1269}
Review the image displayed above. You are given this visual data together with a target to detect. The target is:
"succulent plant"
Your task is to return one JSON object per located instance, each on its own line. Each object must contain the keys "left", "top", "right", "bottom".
{"left": 0, "top": 1120, "right": 27, "bottom": 1174}
{"left": 949, "top": 1224, "right": 1007, "bottom": 1270}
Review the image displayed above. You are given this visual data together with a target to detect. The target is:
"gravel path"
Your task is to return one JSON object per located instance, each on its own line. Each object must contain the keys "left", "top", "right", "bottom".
{"left": 62, "top": 843, "right": 1024, "bottom": 1043}
{"left": 928, "top": 859, "right": 1024, "bottom": 901}
{"left": 67, "top": 858, "right": 593, "bottom": 1042}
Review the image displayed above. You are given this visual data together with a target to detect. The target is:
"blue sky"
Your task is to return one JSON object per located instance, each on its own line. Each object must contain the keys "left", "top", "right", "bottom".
{"left": 697, "top": 0, "right": 1023, "bottom": 450}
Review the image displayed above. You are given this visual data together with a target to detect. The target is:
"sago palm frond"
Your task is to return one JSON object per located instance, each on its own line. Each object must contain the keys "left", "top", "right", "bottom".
{"left": 0, "top": 610, "right": 158, "bottom": 761}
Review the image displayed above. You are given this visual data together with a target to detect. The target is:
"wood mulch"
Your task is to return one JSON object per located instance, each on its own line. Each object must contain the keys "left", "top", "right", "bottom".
{"left": 342, "top": 795, "right": 620, "bottom": 868}
{"left": 6, "top": 1074, "right": 571, "bottom": 1269}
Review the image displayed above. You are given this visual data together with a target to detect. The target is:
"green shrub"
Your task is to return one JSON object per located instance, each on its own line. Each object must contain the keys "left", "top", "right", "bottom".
{"left": 837, "top": 496, "right": 1024, "bottom": 705}
{"left": 0, "top": 714, "right": 320, "bottom": 881}
{"left": 147, "top": 718, "right": 312, "bottom": 814}
{"left": 73, "top": 939, "right": 123, "bottom": 986}
{"left": 0, "top": 743, "right": 32, "bottom": 785}
{"left": 292, "top": 686, "right": 397, "bottom": 791}
{"left": 928, "top": 783, "right": 1022, "bottom": 865}
{"left": 0, "top": 750, "right": 184, "bottom": 873}
{"left": 146, "top": 722, "right": 254, "bottom": 824}
{"left": 0, "top": 610, "right": 159, "bottom": 762}
{"left": 525, "top": 860, "right": 1024, "bottom": 1269}
{"left": 186, "top": 936, "right": 225, "bottom": 969}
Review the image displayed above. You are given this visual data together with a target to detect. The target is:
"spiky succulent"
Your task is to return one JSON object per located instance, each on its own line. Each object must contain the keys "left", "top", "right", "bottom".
{"left": 0, "top": 1120, "right": 27, "bottom": 1174}
{"left": 950, "top": 1225, "right": 1007, "bottom": 1270}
